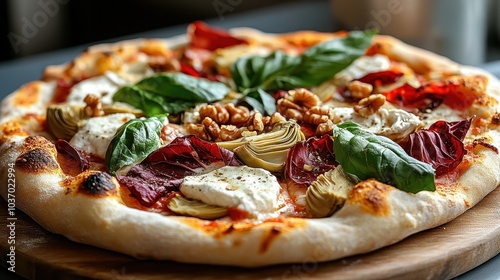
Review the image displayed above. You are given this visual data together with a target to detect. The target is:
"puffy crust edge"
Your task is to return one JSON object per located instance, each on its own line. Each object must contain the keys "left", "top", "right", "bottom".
{"left": 0, "top": 129, "right": 499, "bottom": 267}
{"left": 369, "top": 35, "right": 460, "bottom": 74}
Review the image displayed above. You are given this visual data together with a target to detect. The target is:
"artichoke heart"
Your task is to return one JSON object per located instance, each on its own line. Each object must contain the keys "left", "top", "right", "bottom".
{"left": 46, "top": 104, "right": 89, "bottom": 141}
{"left": 218, "top": 121, "right": 305, "bottom": 172}
{"left": 47, "top": 103, "right": 145, "bottom": 141}
{"left": 168, "top": 193, "right": 228, "bottom": 220}
{"left": 306, "top": 166, "right": 356, "bottom": 218}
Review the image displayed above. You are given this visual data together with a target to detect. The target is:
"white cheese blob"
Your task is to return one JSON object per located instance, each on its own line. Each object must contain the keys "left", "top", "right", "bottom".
{"left": 333, "top": 54, "right": 391, "bottom": 87}
{"left": 420, "top": 105, "right": 463, "bottom": 128}
{"left": 69, "top": 113, "right": 135, "bottom": 158}
{"left": 66, "top": 75, "right": 122, "bottom": 106}
{"left": 331, "top": 107, "right": 421, "bottom": 140}
{"left": 180, "top": 166, "right": 281, "bottom": 216}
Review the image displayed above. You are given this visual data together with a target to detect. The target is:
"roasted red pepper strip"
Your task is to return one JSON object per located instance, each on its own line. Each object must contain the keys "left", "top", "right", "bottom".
{"left": 52, "top": 77, "right": 81, "bottom": 103}
{"left": 180, "top": 63, "right": 221, "bottom": 81}
{"left": 188, "top": 21, "right": 248, "bottom": 51}
{"left": 384, "top": 78, "right": 482, "bottom": 112}
{"left": 383, "top": 82, "right": 448, "bottom": 111}
{"left": 356, "top": 70, "right": 404, "bottom": 86}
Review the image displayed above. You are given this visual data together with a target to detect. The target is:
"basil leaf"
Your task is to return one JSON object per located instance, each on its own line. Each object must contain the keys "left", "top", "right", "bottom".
{"left": 332, "top": 122, "right": 435, "bottom": 193}
{"left": 296, "top": 30, "right": 377, "bottom": 86}
{"left": 230, "top": 30, "right": 375, "bottom": 112}
{"left": 112, "top": 73, "right": 230, "bottom": 116}
{"left": 246, "top": 88, "right": 277, "bottom": 115}
{"left": 105, "top": 115, "right": 167, "bottom": 175}
{"left": 231, "top": 51, "right": 301, "bottom": 93}
{"left": 239, "top": 96, "right": 266, "bottom": 116}
{"left": 136, "top": 73, "right": 229, "bottom": 102}
{"left": 113, "top": 86, "right": 196, "bottom": 116}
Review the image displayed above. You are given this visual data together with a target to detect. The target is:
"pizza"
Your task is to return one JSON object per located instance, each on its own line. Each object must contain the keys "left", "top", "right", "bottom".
{"left": 1, "top": 21, "right": 499, "bottom": 267}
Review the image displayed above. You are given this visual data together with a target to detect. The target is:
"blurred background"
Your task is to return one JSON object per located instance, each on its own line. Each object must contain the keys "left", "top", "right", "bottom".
{"left": 1, "top": 0, "right": 500, "bottom": 65}
{"left": 0, "top": 0, "right": 302, "bottom": 61}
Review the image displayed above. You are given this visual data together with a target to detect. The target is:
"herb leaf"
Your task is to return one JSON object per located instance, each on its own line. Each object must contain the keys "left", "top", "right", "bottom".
{"left": 136, "top": 73, "right": 229, "bottom": 102}
{"left": 113, "top": 86, "right": 196, "bottom": 116}
{"left": 105, "top": 115, "right": 167, "bottom": 175}
{"left": 112, "top": 73, "right": 230, "bottom": 116}
{"left": 230, "top": 30, "right": 375, "bottom": 113}
{"left": 297, "top": 30, "right": 377, "bottom": 86}
{"left": 246, "top": 88, "right": 277, "bottom": 115}
{"left": 332, "top": 122, "right": 435, "bottom": 193}
{"left": 231, "top": 51, "right": 301, "bottom": 93}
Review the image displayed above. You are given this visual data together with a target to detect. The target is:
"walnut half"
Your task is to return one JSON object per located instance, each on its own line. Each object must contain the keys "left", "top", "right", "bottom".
{"left": 277, "top": 88, "right": 321, "bottom": 121}
{"left": 198, "top": 103, "right": 250, "bottom": 126}
{"left": 354, "top": 94, "right": 386, "bottom": 117}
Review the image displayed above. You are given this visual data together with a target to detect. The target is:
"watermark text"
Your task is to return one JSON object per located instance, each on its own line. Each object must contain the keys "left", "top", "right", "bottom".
{"left": 6, "top": 163, "right": 16, "bottom": 272}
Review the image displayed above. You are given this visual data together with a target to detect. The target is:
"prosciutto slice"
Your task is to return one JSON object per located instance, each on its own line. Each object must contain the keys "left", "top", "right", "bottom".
{"left": 285, "top": 134, "right": 338, "bottom": 185}
{"left": 117, "top": 135, "right": 241, "bottom": 206}
{"left": 402, "top": 119, "right": 472, "bottom": 177}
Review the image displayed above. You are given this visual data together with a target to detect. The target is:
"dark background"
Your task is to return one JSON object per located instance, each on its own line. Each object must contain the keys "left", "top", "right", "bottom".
{"left": 0, "top": 0, "right": 302, "bottom": 62}
{"left": 2, "top": 0, "right": 500, "bottom": 64}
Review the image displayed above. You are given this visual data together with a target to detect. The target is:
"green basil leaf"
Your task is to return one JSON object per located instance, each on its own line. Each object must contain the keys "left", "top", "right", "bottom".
{"left": 112, "top": 73, "right": 230, "bottom": 116}
{"left": 231, "top": 51, "right": 301, "bottom": 93}
{"left": 113, "top": 86, "right": 196, "bottom": 116}
{"left": 105, "top": 115, "right": 167, "bottom": 175}
{"left": 136, "top": 73, "right": 230, "bottom": 102}
{"left": 296, "top": 30, "right": 377, "bottom": 86}
{"left": 230, "top": 30, "right": 375, "bottom": 114}
{"left": 239, "top": 96, "right": 266, "bottom": 116}
{"left": 246, "top": 88, "right": 277, "bottom": 115}
{"left": 332, "top": 122, "right": 435, "bottom": 193}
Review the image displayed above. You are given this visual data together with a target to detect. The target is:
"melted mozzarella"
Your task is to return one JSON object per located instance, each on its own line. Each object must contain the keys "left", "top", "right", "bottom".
{"left": 334, "top": 54, "right": 391, "bottom": 87}
{"left": 180, "top": 166, "right": 281, "bottom": 216}
{"left": 332, "top": 107, "right": 421, "bottom": 140}
{"left": 69, "top": 113, "right": 135, "bottom": 158}
{"left": 420, "top": 105, "right": 463, "bottom": 128}
{"left": 66, "top": 75, "right": 122, "bottom": 106}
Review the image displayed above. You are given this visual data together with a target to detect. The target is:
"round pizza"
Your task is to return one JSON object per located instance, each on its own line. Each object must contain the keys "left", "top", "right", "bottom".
{"left": 1, "top": 21, "right": 499, "bottom": 267}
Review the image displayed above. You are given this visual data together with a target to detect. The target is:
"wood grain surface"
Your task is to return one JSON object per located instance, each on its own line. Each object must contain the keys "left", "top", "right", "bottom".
{"left": 1, "top": 187, "right": 499, "bottom": 280}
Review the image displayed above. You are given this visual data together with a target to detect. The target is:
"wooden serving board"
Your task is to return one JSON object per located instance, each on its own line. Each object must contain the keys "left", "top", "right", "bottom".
{"left": 1, "top": 187, "right": 499, "bottom": 280}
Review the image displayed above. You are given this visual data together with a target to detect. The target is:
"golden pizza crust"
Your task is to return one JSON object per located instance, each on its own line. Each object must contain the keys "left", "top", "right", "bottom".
{"left": 369, "top": 35, "right": 461, "bottom": 75}
{"left": 0, "top": 29, "right": 500, "bottom": 267}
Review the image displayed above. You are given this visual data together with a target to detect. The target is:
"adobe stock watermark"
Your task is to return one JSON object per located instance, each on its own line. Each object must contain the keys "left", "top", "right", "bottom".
{"left": 353, "top": 0, "right": 406, "bottom": 31}
{"left": 6, "top": 163, "right": 16, "bottom": 273}
{"left": 7, "top": 0, "right": 69, "bottom": 53}
{"left": 213, "top": 0, "right": 243, "bottom": 20}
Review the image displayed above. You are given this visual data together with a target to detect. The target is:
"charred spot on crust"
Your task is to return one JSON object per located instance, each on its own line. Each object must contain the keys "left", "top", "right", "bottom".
{"left": 259, "top": 225, "right": 282, "bottom": 254}
{"left": 491, "top": 113, "right": 500, "bottom": 126}
{"left": 15, "top": 148, "right": 58, "bottom": 173}
{"left": 79, "top": 172, "right": 117, "bottom": 196}
{"left": 15, "top": 136, "right": 60, "bottom": 173}
{"left": 471, "top": 137, "right": 499, "bottom": 154}
{"left": 347, "top": 179, "right": 392, "bottom": 216}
